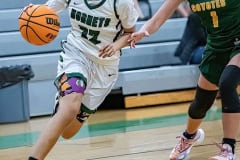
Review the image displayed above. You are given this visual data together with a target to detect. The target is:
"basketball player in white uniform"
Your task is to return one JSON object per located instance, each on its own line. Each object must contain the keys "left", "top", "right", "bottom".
{"left": 28, "top": 0, "right": 138, "bottom": 159}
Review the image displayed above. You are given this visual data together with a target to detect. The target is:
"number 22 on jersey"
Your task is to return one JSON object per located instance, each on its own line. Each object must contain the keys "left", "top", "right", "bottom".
{"left": 210, "top": 11, "right": 219, "bottom": 28}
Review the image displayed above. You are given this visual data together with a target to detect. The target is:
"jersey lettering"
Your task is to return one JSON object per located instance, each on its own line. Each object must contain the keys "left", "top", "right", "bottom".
{"left": 79, "top": 25, "right": 101, "bottom": 44}
{"left": 210, "top": 11, "right": 219, "bottom": 28}
{"left": 71, "top": 9, "right": 111, "bottom": 28}
{"left": 190, "top": 0, "right": 226, "bottom": 12}
{"left": 71, "top": 8, "right": 112, "bottom": 44}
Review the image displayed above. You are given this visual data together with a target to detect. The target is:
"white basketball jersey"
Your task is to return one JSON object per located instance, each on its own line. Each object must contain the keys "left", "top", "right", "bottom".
{"left": 47, "top": 0, "right": 138, "bottom": 65}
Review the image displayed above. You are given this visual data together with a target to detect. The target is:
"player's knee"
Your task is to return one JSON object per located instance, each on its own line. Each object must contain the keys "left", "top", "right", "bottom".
{"left": 61, "top": 115, "right": 90, "bottom": 139}
{"left": 188, "top": 86, "right": 218, "bottom": 119}
{"left": 53, "top": 73, "right": 87, "bottom": 116}
{"left": 219, "top": 66, "right": 237, "bottom": 92}
{"left": 66, "top": 94, "right": 81, "bottom": 116}
{"left": 219, "top": 65, "right": 240, "bottom": 113}
{"left": 62, "top": 106, "right": 93, "bottom": 139}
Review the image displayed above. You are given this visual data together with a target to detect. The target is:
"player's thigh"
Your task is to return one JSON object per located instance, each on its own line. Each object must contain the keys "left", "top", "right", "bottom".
{"left": 198, "top": 74, "right": 218, "bottom": 90}
{"left": 199, "top": 49, "right": 229, "bottom": 87}
{"left": 82, "top": 64, "right": 118, "bottom": 111}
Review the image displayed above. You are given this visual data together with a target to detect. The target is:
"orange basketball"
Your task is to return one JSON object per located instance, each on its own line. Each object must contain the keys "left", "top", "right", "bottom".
{"left": 18, "top": 5, "right": 60, "bottom": 46}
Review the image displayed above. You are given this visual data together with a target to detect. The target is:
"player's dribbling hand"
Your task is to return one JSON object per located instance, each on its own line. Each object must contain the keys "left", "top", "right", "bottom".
{"left": 23, "top": 3, "right": 34, "bottom": 11}
{"left": 99, "top": 43, "right": 117, "bottom": 58}
{"left": 22, "top": 3, "right": 47, "bottom": 12}
{"left": 19, "top": 4, "right": 34, "bottom": 19}
{"left": 128, "top": 30, "right": 149, "bottom": 48}
{"left": 20, "top": 3, "right": 47, "bottom": 18}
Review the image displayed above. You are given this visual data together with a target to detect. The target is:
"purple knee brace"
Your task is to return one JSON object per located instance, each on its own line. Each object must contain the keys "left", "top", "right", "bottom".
{"left": 57, "top": 75, "right": 86, "bottom": 97}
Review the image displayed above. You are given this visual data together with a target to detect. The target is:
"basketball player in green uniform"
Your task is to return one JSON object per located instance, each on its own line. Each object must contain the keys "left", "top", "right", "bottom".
{"left": 129, "top": 0, "right": 240, "bottom": 159}
{"left": 27, "top": 0, "right": 138, "bottom": 160}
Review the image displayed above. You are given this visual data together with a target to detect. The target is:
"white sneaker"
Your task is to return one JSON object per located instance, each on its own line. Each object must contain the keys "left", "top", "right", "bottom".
{"left": 208, "top": 143, "right": 235, "bottom": 160}
{"left": 169, "top": 128, "right": 205, "bottom": 160}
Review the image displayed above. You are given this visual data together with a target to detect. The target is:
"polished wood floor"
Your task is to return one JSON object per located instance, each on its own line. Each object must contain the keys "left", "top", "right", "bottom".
{"left": 0, "top": 100, "right": 240, "bottom": 160}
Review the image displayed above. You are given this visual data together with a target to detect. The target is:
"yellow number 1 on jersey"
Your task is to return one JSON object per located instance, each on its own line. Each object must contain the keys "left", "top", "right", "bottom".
{"left": 210, "top": 11, "right": 219, "bottom": 28}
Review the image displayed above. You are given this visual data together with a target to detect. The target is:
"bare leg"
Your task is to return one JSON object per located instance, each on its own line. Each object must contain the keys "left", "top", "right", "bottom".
{"left": 222, "top": 113, "right": 240, "bottom": 138}
{"left": 186, "top": 74, "right": 218, "bottom": 134}
{"left": 222, "top": 54, "right": 240, "bottom": 140}
{"left": 62, "top": 118, "right": 83, "bottom": 139}
{"left": 169, "top": 74, "right": 218, "bottom": 160}
{"left": 186, "top": 118, "right": 203, "bottom": 134}
{"left": 30, "top": 93, "right": 82, "bottom": 160}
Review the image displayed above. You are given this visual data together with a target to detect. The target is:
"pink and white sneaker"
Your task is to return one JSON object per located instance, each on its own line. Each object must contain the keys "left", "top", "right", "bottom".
{"left": 208, "top": 143, "right": 235, "bottom": 160}
{"left": 169, "top": 128, "right": 205, "bottom": 160}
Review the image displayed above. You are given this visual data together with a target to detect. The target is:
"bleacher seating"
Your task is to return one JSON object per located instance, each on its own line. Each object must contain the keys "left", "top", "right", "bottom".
{"left": 0, "top": 0, "right": 199, "bottom": 115}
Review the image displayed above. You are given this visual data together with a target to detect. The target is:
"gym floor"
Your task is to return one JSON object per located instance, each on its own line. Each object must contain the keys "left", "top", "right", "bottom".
{"left": 1, "top": 100, "right": 239, "bottom": 160}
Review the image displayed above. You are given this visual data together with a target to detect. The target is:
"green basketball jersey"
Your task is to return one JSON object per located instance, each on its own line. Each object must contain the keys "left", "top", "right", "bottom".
{"left": 188, "top": 0, "right": 240, "bottom": 51}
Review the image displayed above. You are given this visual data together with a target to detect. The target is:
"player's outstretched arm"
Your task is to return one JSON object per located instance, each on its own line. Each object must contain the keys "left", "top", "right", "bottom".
{"left": 129, "top": 0, "right": 184, "bottom": 48}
